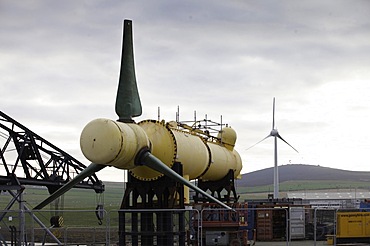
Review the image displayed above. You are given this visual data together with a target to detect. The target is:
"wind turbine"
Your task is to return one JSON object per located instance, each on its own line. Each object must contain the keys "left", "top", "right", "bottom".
{"left": 248, "top": 97, "right": 298, "bottom": 199}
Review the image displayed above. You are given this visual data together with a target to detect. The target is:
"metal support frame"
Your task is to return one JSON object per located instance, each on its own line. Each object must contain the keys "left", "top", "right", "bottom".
{"left": 0, "top": 110, "right": 104, "bottom": 244}
{"left": 119, "top": 162, "right": 186, "bottom": 246}
{"left": 194, "top": 169, "right": 239, "bottom": 204}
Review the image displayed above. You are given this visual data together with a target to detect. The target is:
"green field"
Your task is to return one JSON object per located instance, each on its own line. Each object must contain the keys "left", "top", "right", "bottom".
{"left": 2, "top": 179, "right": 369, "bottom": 210}
{"left": 1, "top": 179, "right": 369, "bottom": 227}
{"left": 19, "top": 182, "right": 124, "bottom": 210}
{"left": 5, "top": 179, "right": 368, "bottom": 208}
{"left": 2, "top": 179, "right": 369, "bottom": 212}
{"left": 0, "top": 182, "right": 125, "bottom": 228}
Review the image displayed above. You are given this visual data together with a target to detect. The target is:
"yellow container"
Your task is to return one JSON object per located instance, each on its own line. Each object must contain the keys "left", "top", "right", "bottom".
{"left": 336, "top": 212, "right": 370, "bottom": 238}
{"left": 326, "top": 235, "right": 334, "bottom": 245}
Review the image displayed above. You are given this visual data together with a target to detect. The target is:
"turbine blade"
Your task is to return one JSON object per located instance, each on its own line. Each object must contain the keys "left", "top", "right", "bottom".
{"left": 272, "top": 97, "right": 276, "bottom": 130}
{"left": 140, "top": 151, "right": 234, "bottom": 211}
{"left": 246, "top": 135, "right": 271, "bottom": 151}
{"left": 115, "top": 19, "right": 142, "bottom": 122}
{"left": 277, "top": 133, "right": 299, "bottom": 153}
{"left": 34, "top": 163, "right": 106, "bottom": 210}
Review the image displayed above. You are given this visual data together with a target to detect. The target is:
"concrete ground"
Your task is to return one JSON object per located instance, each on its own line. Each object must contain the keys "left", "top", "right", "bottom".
{"left": 253, "top": 241, "right": 325, "bottom": 246}
{"left": 253, "top": 240, "right": 370, "bottom": 246}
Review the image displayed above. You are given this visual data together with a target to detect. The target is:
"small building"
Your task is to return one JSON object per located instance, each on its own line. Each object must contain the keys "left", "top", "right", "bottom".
{"left": 287, "top": 190, "right": 370, "bottom": 209}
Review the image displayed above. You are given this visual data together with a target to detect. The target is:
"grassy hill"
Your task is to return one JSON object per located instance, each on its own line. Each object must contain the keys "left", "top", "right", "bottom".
{"left": 237, "top": 164, "right": 370, "bottom": 187}
{"left": 236, "top": 164, "right": 370, "bottom": 197}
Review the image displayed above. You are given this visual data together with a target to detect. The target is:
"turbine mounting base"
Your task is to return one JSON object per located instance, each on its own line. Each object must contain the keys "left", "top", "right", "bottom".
{"left": 193, "top": 169, "right": 239, "bottom": 204}
{"left": 119, "top": 162, "right": 186, "bottom": 246}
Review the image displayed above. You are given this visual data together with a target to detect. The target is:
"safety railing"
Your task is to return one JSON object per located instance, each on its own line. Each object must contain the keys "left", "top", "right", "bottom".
{"left": 0, "top": 207, "right": 369, "bottom": 245}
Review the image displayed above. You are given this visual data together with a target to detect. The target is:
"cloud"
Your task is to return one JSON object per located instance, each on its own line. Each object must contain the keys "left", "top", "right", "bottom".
{"left": 1, "top": 0, "right": 370, "bottom": 182}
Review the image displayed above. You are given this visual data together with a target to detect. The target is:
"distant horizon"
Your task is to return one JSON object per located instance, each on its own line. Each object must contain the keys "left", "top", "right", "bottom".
{"left": 99, "top": 163, "right": 370, "bottom": 183}
{"left": 242, "top": 163, "right": 370, "bottom": 175}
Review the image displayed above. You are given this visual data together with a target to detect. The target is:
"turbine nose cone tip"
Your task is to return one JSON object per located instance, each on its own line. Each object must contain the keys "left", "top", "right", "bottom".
{"left": 80, "top": 118, "right": 122, "bottom": 165}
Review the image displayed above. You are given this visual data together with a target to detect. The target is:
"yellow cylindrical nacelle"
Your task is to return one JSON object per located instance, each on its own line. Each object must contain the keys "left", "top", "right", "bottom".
{"left": 171, "top": 129, "right": 210, "bottom": 179}
{"left": 80, "top": 118, "right": 242, "bottom": 183}
{"left": 80, "top": 118, "right": 149, "bottom": 169}
{"left": 130, "top": 120, "right": 210, "bottom": 181}
{"left": 202, "top": 126, "right": 242, "bottom": 181}
{"left": 201, "top": 143, "right": 242, "bottom": 181}
{"left": 130, "top": 120, "right": 242, "bottom": 182}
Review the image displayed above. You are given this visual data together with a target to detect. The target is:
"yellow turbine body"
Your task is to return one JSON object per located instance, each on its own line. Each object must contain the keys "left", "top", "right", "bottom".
{"left": 80, "top": 118, "right": 242, "bottom": 203}
{"left": 131, "top": 120, "right": 242, "bottom": 182}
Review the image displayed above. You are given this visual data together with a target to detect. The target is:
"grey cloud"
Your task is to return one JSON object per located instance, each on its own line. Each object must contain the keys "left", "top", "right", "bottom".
{"left": 1, "top": 0, "right": 370, "bottom": 180}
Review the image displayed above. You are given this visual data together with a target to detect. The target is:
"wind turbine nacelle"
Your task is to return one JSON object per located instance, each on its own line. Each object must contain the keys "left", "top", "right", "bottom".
{"left": 80, "top": 118, "right": 149, "bottom": 169}
{"left": 270, "top": 129, "right": 278, "bottom": 136}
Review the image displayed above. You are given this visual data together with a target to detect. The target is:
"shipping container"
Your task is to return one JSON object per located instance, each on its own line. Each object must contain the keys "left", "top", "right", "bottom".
{"left": 254, "top": 203, "right": 309, "bottom": 241}
{"left": 246, "top": 204, "right": 256, "bottom": 240}
{"left": 256, "top": 209, "right": 274, "bottom": 240}
{"left": 336, "top": 211, "right": 370, "bottom": 243}
{"left": 289, "top": 207, "right": 305, "bottom": 240}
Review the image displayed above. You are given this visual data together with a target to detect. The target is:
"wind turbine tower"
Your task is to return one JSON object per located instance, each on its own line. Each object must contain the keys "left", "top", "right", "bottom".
{"left": 248, "top": 97, "right": 298, "bottom": 199}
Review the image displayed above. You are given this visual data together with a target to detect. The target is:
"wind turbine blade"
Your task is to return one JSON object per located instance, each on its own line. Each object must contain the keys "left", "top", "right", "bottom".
{"left": 277, "top": 133, "right": 299, "bottom": 153}
{"left": 140, "top": 151, "right": 234, "bottom": 211}
{"left": 272, "top": 97, "right": 276, "bottom": 130}
{"left": 34, "top": 163, "right": 106, "bottom": 210}
{"left": 246, "top": 135, "right": 271, "bottom": 151}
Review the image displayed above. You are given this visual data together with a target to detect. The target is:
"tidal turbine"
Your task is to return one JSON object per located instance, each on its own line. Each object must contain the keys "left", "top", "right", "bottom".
{"left": 34, "top": 20, "right": 240, "bottom": 211}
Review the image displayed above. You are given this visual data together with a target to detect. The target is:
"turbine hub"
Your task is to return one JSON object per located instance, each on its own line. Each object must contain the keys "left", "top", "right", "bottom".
{"left": 270, "top": 129, "right": 278, "bottom": 136}
{"left": 80, "top": 118, "right": 149, "bottom": 169}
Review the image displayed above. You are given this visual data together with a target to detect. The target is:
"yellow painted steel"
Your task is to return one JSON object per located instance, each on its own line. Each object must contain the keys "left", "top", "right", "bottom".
{"left": 218, "top": 126, "right": 237, "bottom": 151}
{"left": 80, "top": 118, "right": 242, "bottom": 184}
{"left": 131, "top": 120, "right": 242, "bottom": 182}
{"left": 183, "top": 174, "right": 190, "bottom": 204}
{"left": 130, "top": 120, "right": 177, "bottom": 180}
{"left": 80, "top": 118, "right": 149, "bottom": 169}
{"left": 201, "top": 142, "right": 242, "bottom": 181}
{"left": 200, "top": 126, "right": 242, "bottom": 181}
{"left": 336, "top": 212, "right": 370, "bottom": 238}
{"left": 132, "top": 120, "right": 210, "bottom": 181}
{"left": 171, "top": 129, "right": 210, "bottom": 179}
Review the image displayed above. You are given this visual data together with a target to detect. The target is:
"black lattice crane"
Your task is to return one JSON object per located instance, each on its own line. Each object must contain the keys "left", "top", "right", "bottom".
{"left": 0, "top": 110, "right": 104, "bottom": 200}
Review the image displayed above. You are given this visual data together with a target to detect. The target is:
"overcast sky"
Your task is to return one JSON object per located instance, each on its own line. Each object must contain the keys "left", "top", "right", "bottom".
{"left": 1, "top": 1, "right": 370, "bottom": 182}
